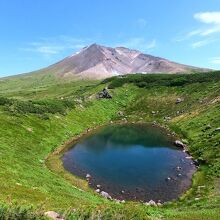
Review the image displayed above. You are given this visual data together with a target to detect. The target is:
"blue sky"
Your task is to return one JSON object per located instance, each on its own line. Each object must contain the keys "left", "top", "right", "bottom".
{"left": 0, "top": 0, "right": 220, "bottom": 76}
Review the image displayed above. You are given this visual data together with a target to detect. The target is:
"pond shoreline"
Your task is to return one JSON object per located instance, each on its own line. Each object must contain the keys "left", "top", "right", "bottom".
{"left": 46, "top": 120, "right": 197, "bottom": 204}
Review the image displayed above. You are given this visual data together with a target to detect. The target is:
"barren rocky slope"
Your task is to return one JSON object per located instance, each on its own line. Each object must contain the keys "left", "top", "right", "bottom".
{"left": 38, "top": 44, "right": 206, "bottom": 79}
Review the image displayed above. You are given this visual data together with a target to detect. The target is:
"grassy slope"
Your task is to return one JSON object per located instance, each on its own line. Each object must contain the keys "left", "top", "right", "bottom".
{"left": 0, "top": 74, "right": 219, "bottom": 219}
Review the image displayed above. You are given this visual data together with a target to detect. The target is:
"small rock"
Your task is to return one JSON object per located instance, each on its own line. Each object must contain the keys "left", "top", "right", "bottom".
{"left": 100, "top": 191, "right": 112, "bottom": 199}
{"left": 174, "top": 140, "right": 185, "bottom": 148}
{"left": 117, "top": 111, "right": 124, "bottom": 116}
{"left": 96, "top": 189, "right": 100, "bottom": 193}
{"left": 206, "top": 124, "right": 212, "bottom": 129}
{"left": 171, "top": 132, "right": 176, "bottom": 136}
{"left": 26, "top": 127, "right": 33, "bottom": 132}
{"left": 215, "top": 127, "right": 220, "bottom": 131}
{"left": 86, "top": 174, "right": 91, "bottom": 179}
{"left": 96, "top": 184, "right": 101, "bottom": 188}
{"left": 114, "top": 199, "right": 121, "bottom": 203}
{"left": 185, "top": 156, "right": 193, "bottom": 159}
{"left": 16, "top": 183, "right": 22, "bottom": 186}
{"left": 176, "top": 166, "right": 182, "bottom": 170}
{"left": 148, "top": 200, "right": 157, "bottom": 206}
{"left": 152, "top": 121, "right": 157, "bottom": 126}
{"left": 121, "top": 190, "right": 125, "bottom": 194}
{"left": 177, "top": 173, "right": 182, "bottom": 177}
{"left": 195, "top": 198, "right": 200, "bottom": 201}
{"left": 44, "top": 211, "right": 64, "bottom": 220}
{"left": 166, "top": 177, "right": 171, "bottom": 181}
{"left": 164, "top": 116, "right": 171, "bottom": 121}
{"left": 176, "top": 98, "right": 184, "bottom": 104}
{"left": 151, "top": 111, "right": 156, "bottom": 114}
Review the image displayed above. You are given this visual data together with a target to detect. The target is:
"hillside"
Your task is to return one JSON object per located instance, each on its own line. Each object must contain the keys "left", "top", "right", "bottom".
{"left": 0, "top": 72, "right": 219, "bottom": 219}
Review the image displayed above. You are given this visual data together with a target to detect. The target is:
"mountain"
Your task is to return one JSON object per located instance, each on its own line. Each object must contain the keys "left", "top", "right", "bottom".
{"left": 33, "top": 44, "right": 208, "bottom": 80}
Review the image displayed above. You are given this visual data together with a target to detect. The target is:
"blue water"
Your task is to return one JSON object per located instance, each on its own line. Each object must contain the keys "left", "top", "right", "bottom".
{"left": 63, "top": 124, "right": 196, "bottom": 202}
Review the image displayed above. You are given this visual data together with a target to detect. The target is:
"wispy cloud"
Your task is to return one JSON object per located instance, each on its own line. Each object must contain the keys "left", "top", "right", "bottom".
{"left": 209, "top": 57, "right": 220, "bottom": 64}
{"left": 175, "top": 11, "right": 220, "bottom": 49}
{"left": 136, "top": 18, "right": 147, "bottom": 28}
{"left": 20, "top": 36, "right": 91, "bottom": 57}
{"left": 120, "top": 38, "right": 157, "bottom": 52}
{"left": 191, "top": 39, "right": 215, "bottom": 49}
{"left": 190, "top": 12, "right": 220, "bottom": 37}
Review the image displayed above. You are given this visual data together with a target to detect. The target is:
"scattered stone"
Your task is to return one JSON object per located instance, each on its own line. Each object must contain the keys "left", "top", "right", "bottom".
{"left": 96, "top": 184, "right": 101, "bottom": 188}
{"left": 185, "top": 156, "right": 193, "bottom": 159}
{"left": 176, "top": 98, "right": 184, "bottom": 104}
{"left": 97, "top": 88, "right": 112, "bottom": 99}
{"left": 193, "top": 160, "right": 199, "bottom": 166}
{"left": 174, "top": 140, "right": 185, "bottom": 148}
{"left": 157, "top": 202, "right": 162, "bottom": 206}
{"left": 177, "top": 173, "right": 182, "bottom": 177}
{"left": 152, "top": 121, "right": 157, "bottom": 126}
{"left": 26, "top": 127, "right": 33, "bottom": 132}
{"left": 166, "top": 177, "right": 171, "bottom": 181}
{"left": 44, "top": 211, "right": 64, "bottom": 220}
{"left": 206, "top": 124, "right": 212, "bottom": 129}
{"left": 176, "top": 166, "right": 182, "bottom": 170}
{"left": 96, "top": 189, "right": 100, "bottom": 193}
{"left": 146, "top": 200, "right": 157, "bottom": 206}
{"left": 121, "top": 200, "right": 125, "bottom": 203}
{"left": 215, "top": 127, "right": 220, "bottom": 131}
{"left": 117, "top": 111, "right": 124, "bottom": 116}
{"left": 195, "top": 198, "right": 200, "bottom": 201}
{"left": 114, "top": 199, "right": 121, "bottom": 203}
{"left": 121, "top": 190, "right": 125, "bottom": 194}
{"left": 151, "top": 111, "right": 156, "bottom": 114}
{"left": 164, "top": 116, "right": 171, "bottom": 121}
{"left": 16, "top": 182, "right": 22, "bottom": 186}
{"left": 100, "top": 191, "right": 112, "bottom": 199}
{"left": 86, "top": 174, "right": 91, "bottom": 179}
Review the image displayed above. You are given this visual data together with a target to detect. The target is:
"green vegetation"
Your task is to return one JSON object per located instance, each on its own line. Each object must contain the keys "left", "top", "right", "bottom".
{"left": 0, "top": 72, "right": 219, "bottom": 219}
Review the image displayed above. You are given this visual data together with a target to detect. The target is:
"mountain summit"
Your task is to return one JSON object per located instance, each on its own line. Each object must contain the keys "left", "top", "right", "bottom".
{"left": 41, "top": 43, "right": 206, "bottom": 79}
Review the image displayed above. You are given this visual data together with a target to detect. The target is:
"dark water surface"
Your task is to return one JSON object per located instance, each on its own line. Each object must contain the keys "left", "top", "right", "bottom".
{"left": 62, "top": 124, "right": 196, "bottom": 202}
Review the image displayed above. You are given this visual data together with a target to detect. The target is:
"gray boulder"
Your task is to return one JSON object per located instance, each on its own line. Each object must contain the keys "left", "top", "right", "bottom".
{"left": 97, "top": 88, "right": 112, "bottom": 99}
{"left": 100, "top": 191, "right": 112, "bottom": 199}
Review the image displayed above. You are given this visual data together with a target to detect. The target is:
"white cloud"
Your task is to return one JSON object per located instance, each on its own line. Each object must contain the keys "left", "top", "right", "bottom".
{"left": 210, "top": 57, "right": 220, "bottom": 64}
{"left": 192, "top": 12, "right": 220, "bottom": 36}
{"left": 194, "top": 12, "right": 220, "bottom": 24}
{"left": 121, "top": 38, "right": 157, "bottom": 51}
{"left": 21, "top": 36, "right": 91, "bottom": 57}
{"left": 176, "top": 11, "right": 220, "bottom": 44}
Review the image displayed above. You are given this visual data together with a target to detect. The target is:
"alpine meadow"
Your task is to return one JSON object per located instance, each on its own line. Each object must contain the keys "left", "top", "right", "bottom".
{"left": 0, "top": 1, "right": 220, "bottom": 220}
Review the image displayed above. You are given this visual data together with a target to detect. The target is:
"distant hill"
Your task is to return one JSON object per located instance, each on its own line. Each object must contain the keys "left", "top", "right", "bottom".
{"left": 28, "top": 43, "right": 208, "bottom": 80}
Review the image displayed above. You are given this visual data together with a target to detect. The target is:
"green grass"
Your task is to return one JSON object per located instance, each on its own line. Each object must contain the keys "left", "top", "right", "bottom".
{"left": 0, "top": 72, "right": 219, "bottom": 219}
